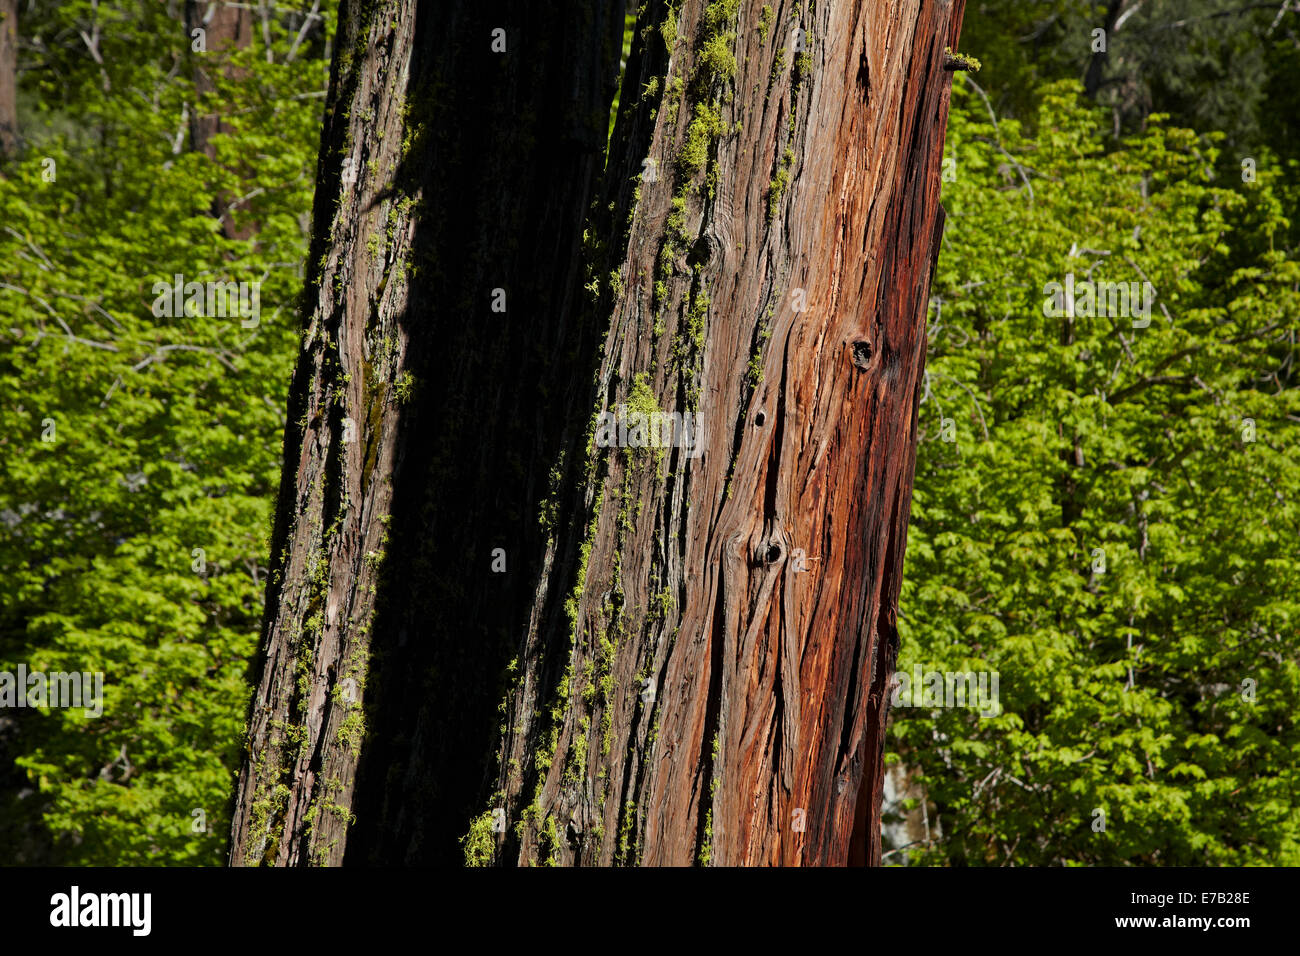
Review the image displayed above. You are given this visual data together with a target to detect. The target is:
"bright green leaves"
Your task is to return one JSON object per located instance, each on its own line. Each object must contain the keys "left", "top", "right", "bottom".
{"left": 0, "top": 1, "right": 332, "bottom": 864}
{"left": 890, "top": 77, "right": 1300, "bottom": 866}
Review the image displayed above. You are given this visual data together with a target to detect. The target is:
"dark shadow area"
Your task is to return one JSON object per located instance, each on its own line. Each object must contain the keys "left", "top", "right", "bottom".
{"left": 340, "top": 0, "right": 632, "bottom": 865}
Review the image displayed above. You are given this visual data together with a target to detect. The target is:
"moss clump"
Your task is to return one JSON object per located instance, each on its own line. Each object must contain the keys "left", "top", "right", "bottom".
{"left": 627, "top": 373, "right": 659, "bottom": 420}
{"left": 663, "top": 74, "right": 685, "bottom": 125}
{"left": 698, "top": 0, "right": 741, "bottom": 81}
{"left": 565, "top": 717, "right": 590, "bottom": 786}
{"left": 698, "top": 808, "right": 713, "bottom": 866}
{"left": 617, "top": 799, "right": 637, "bottom": 863}
{"left": 698, "top": 731, "right": 720, "bottom": 865}
{"left": 539, "top": 813, "right": 561, "bottom": 866}
{"left": 703, "top": 0, "right": 741, "bottom": 30}
{"left": 746, "top": 321, "right": 773, "bottom": 387}
{"left": 335, "top": 710, "right": 364, "bottom": 750}
{"left": 768, "top": 46, "right": 786, "bottom": 93}
{"left": 767, "top": 146, "right": 795, "bottom": 222}
{"left": 944, "top": 47, "right": 982, "bottom": 72}
{"left": 600, "top": 706, "right": 614, "bottom": 757}
{"left": 758, "top": 4, "right": 774, "bottom": 43}
{"left": 700, "top": 32, "right": 738, "bottom": 82}
{"left": 394, "top": 371, "right": 416, "bottom": 404}
{"left": 462, "top": 811, "right": 498, "bottom": 867}
{"left": 246, "top": 779, "right": 292, "bottom": 866}
{"left": 666, "top": 193, "right": 690, "bottom": 244}
{"left": 675, "top": 290, "right": 710, "bottom": 369}
{"left": 562, "top": 483, "right": 605, "bottom": 637}
{"left": 659, "top": 4, "right": 679, "bottom": 51}
{"left": 623, "top": 372, "right": 666, "bottom": 465}
{"left": 658, "top": 241, "right": 676, "bottom": 279}
{"left": 680, "top": 102, "right": 723, "bottom": 173}
{"left": 652, "top": 587, "right": 675, "bottom": 620}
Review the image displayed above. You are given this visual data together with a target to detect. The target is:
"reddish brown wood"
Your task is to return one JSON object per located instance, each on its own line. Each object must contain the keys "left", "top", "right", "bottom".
{"left": 184, "top": 0, "right": 254, "bottom": 237}
{"left": 229, "top": 0, "right": 964, "bottom": 867}
{"left": 496, "top": 0, "right": 966, "bottom": 866}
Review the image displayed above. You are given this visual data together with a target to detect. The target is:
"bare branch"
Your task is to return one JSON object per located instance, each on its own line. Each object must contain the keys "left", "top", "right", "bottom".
{"left": 284, "top": 0, "right": 322, "bottom": 64}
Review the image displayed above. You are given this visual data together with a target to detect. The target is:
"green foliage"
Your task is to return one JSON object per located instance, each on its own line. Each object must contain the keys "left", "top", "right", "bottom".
{"left": 958, "top": 0, "right": 1291, "bottom": 159}
{"left": 5, "top": 0, "right": 1298, "bottom": 872}
{"left": 889, "top": 78, "right": 1300, "bottom": 866}
{"left": 606, "top": 8, "right": 638, "bottom": 147}
{"left": 0, "top": 1, "right": 333, "bottom": 864}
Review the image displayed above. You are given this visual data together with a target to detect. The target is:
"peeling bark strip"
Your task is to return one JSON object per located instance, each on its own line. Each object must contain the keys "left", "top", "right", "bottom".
{"left": 230, "top": 0, "right": 963, "bottom": 867}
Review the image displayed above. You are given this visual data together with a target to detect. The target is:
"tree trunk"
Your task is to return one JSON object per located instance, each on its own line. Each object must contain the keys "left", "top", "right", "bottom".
{"left": 184, "top": 0, "right": 253, "bottom": 237}
{"left": 229, "top": 0, "right": 964, "bottom": 868}
{"left": 0, "top": 0, "right": 17, "bottom": 156}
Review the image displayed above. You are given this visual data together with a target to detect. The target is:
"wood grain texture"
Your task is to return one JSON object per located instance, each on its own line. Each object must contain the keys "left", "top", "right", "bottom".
{"left": 496, "top": 0, "right": 965, "bottom": 866}
{"left": 229, "top": 0, "right": 964, "bottom": 867}
{"left": 229, "top": 0, "right": 623, "bottom": 865}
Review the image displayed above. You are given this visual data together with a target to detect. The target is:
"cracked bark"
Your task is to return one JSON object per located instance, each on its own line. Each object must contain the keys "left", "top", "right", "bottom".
{"left": 229, "top": 0, "right": 963, "bottom": 868}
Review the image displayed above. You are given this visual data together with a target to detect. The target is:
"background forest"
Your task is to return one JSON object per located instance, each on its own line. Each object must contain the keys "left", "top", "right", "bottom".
{"left": 1, "top": 0, "right": 1297, "bottom": 865}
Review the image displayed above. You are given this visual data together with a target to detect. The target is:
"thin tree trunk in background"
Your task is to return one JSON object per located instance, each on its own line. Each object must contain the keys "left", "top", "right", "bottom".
{"left": 185, "top": 0, "right": 252, "bottom": 153}
{"left": 229, "top": 0, "right": 963, "bottom": 867}
{"left": 185, "top": 0, "right": 253, "bottom": 237}
{"left": 0, "top": 0, "right": 17, "bottom": 156}
{"left": 1083, "top": 0, "right": 1129, "bottom": 99}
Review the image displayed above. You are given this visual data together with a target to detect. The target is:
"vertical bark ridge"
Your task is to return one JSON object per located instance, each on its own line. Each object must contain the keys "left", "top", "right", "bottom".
{"left": 231, "top": 0, "right": 963, "bottom": 869}
{"left": 230, "top": 0, "right": 625, "bottom": 866}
